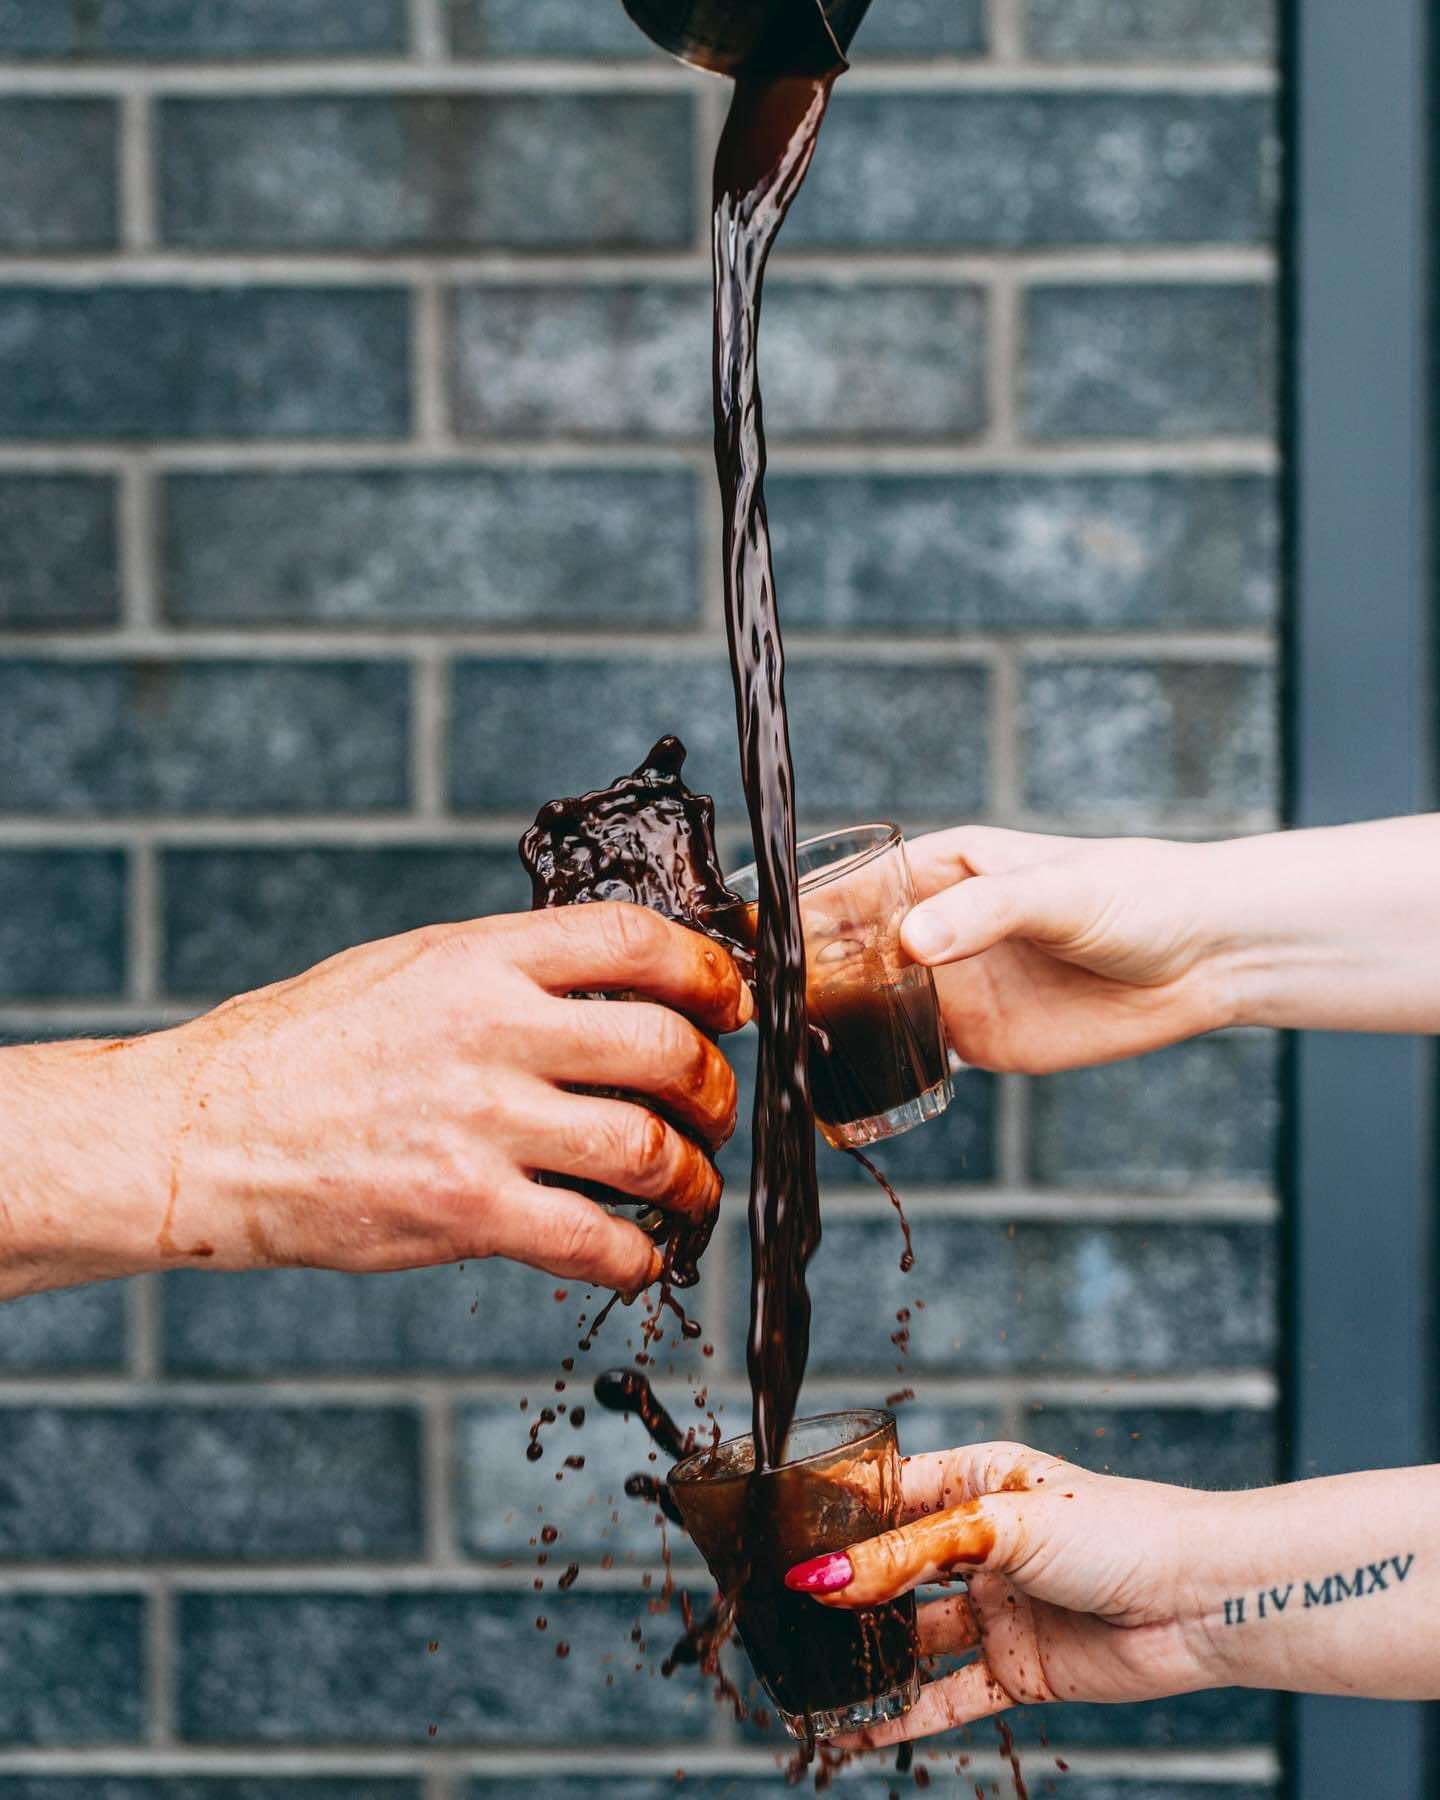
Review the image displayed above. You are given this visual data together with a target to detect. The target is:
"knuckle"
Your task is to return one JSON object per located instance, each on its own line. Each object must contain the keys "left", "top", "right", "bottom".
{"left": 550, "top": 1205, "right": 606, "bottom": 1275}
{"left": 599, "top": 901, "right": 667, "bottom": 968}
{"left": 621, "top": 1107, "right": 673, "bottom": 1187}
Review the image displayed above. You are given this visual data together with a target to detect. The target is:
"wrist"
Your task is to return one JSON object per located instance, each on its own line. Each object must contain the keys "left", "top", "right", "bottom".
{"left": 0, "top": 1033, "right": 191, "bottom": 1297}
{"left": 1172, "top": 1486, "right": 1271, "bottom": 1690}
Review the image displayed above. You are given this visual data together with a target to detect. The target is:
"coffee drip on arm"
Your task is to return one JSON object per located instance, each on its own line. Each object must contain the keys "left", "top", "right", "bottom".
{"left": 519, "top": 734, "right": 751, "bottom": 1288}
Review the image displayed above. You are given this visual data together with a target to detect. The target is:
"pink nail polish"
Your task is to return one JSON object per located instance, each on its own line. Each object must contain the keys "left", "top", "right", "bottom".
{"left": 784, "top": 1552, "right": 854, "bottom": 1595}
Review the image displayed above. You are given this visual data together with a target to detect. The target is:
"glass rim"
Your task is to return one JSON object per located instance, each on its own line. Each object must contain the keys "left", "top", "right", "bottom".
{"left": 721, "top": 823, "right": 903, "bottom": 906}
{"left": 667, "top": 1407, "right": 895, "bottom": 1491}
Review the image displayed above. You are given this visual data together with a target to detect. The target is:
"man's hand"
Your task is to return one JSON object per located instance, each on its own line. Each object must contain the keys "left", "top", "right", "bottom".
{"left": 1, "top": 903, "right": 750, "bottom": 1300}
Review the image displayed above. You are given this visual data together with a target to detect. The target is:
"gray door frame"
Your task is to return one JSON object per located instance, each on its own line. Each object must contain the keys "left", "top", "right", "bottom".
{"left": 1286, "top": 0, "right": 1436, "bottom": 1793}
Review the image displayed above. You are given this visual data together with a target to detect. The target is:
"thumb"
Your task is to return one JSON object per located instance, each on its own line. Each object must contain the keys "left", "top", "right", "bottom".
{"left": 901, "top": 864, "right": 1080, "bottom": 967}
{"left": 784, "top": 1492, "right": 1036, "bottom": 1609}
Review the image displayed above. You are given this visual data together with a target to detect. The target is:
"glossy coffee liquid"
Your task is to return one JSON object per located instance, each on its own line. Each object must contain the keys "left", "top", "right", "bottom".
{"left": 808, "top": 969, "right": 948, "bottom": 1136}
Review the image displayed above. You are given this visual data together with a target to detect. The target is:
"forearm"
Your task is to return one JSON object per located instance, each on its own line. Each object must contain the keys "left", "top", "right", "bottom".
{"left": 1191, "top": 1467, "right": 1440, "bottom": 1699}
{"left": 0, "top": 1035, "right": 185, "bottom": 1300}
{"left": 1203, "top": 816, "right": 1440, "bottom": 1033}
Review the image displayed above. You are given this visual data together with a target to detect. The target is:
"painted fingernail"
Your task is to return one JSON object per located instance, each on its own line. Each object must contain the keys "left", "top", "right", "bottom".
{"left": 901, "top": 910, "right": 951, "bottom": 963}
{"left": 784, "top": 1552, "right": 854, "bottom": 1595}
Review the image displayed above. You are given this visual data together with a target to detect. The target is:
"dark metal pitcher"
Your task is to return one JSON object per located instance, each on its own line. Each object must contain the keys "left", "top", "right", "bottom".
{"left": 620, "top": 0, "right": 874, "bottom": 75}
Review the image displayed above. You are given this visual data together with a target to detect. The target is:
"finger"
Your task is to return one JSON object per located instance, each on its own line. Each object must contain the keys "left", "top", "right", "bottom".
{"left": 785, "top": 1489, "right": 1042, "bottom": 1608}
{"left": 484, "top": 1180, "right": 663, "bottom": 1293}
{"left": 525, "top": 1090, "right": 722, "bottom": 1221}
{"left": 907, "top": 826, "right": 1088, "bottom": 897}
{"left": 535, "top": 998, "right": 738, "bottom": 1149}
{"left": 509, "top": 904, "right": 752, "bottom": 1033}
{"left": 899, "top": 1441, "right": 1071, "bottom": 1522}
{"left": 836, "top": 1659, "right": 1012, "bottom": 1752}
{"left": 900, "top": 859, "right": 1093, "bottom": 968}
{"left": 917, "top": 1592, "right": 981, "bottom": 1655}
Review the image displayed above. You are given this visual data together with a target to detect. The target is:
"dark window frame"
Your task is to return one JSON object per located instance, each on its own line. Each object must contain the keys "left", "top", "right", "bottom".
{"left": 1283, "top": 0, "right": 1437, "bottom": 1792}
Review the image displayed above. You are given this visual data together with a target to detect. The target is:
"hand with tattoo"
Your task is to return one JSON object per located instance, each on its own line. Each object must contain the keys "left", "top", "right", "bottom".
{"left": 901, "top": 815, "right": 1440, "bottom": 1073}
{"left": 0, "top": 904, "right": 750, "bottom": 1302}
{"left": 784, "top": 1441, "right": 1440, "bottom": 1748}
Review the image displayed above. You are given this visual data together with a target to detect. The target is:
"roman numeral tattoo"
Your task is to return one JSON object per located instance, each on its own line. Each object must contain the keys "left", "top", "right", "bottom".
{"left": 1221, "top": 1553, "right": 1416, "bottom": 1626}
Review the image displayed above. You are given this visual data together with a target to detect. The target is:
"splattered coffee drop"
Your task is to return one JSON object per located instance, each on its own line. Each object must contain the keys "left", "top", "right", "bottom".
{"left": 558, "top": 1563, "right": 581, "bottom": 1591}
{"left": 555, "top": 1641, "right": 571, "bottom": 1659}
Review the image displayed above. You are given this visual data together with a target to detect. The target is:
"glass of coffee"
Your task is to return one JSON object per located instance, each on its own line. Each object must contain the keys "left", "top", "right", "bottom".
{"left": 718, "top": 824, "right": 952, "bottom": 1147}
{"left": 668, "top": 1408, "right": 919, "bottom": 1742}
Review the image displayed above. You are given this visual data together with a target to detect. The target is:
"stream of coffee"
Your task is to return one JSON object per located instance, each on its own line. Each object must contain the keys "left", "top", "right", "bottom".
{"left": 711, "top": 12, "right": 846, "bottom": 1474}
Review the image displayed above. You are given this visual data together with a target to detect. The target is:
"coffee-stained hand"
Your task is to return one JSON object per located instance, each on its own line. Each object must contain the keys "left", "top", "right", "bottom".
{"left": 0, "top": 903, "right": 750, "bottom": 1301}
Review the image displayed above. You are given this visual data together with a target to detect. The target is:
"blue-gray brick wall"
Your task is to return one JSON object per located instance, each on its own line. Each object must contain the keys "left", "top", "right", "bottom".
{"left": 0, "top": 2, "right": 1281, "bottom": 1794}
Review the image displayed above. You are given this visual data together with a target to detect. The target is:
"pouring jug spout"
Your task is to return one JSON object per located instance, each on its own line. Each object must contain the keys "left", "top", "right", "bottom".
{"left": 620, "top": 0, "right": 874, "bottom": 76}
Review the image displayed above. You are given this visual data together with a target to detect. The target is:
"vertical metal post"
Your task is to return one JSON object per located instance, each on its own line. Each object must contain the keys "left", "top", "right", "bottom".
{"left": 1287, "top": 0, "right": 1436, "bottom": 1793}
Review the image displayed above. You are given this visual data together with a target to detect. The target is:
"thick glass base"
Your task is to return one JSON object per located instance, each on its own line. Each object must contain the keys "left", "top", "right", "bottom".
{"left": 779, "top": 1668, "right": 921, "bottom": 1743}
{"left": 820, "top": 1073, "right": 953, "bottom": 1151}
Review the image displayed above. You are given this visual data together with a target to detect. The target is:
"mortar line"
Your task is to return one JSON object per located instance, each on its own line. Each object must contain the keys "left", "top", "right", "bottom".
{"left": 0, "top": 1746, "right": 1282, "bottom": 1780}
{"left": 986, "top": 265, "right": 1021, "bottom": 449}
{"left": 0, "top": 1368, "right": 1282, "bottom": 1407}
{"left": 119, "top": 90, "right": 156, "bottom": 251}
{"left": 990, "top": 0, "right": 1025, "bottom": 63}
{"left": 998, "top": 1072, "right": 1031, "bottom": 1188}
{"left": 126, "top": 1273, "right": 162, "bottom": 1382}
{"left": 0, "top": 626, "right": 1278, "bottom": 660}
{"left": 422, "top": 1391, "right": 459, "bottom": 1568}
{"left": 412, "top": 277, "right": 451, "bottom": 446}
{"left": 0, "top": 247, "right": 1279, "bottom": 283}
{"left": 0, "top": 62, "right": 1278, "bottom": 95}
{"left": 118, "top": 459, "right": 159, "bottom": 631}
{"left": 0, "top": 439, "right": 1281, "bottom": 473}
{"left": 145, "top": 1578, "right": 175, "bottom": 1746}
{"left": 126, "top": 835, "right": 162, "bottom": 1006}
{"left": 411, "top": 647, "right": 449, "bottom": 819}
{"left": 0, "top": 807, "right": 1284, "bottom": 857}
{"left": 987, "top": 637, "right": 1023, "bottom": 820}
{"left": 409, "top": 0, "right": 448, "bottom": 62}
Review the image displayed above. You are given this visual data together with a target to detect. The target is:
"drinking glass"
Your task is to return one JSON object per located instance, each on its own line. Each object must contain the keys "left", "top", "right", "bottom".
{"left": 669, "top": 1408, "right": 919, "bottom": 1741}
{"left": 720, "top": 824, "right": 952, "bottom": 1147}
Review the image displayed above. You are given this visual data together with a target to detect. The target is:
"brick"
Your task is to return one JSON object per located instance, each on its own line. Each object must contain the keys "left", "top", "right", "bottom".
{"left": 0, "top": 475, "right": 119, "bottom": 627}
{"left": 455, "top": 1390, "right": 709, "bottom": 1563}
{"left": 176, "top": 1590, "right": 713, "bottom": 1743}
{"left": 1023, "top": 1403, "right": 1278, "bottom": 1487}
{"left": 0, "top": 100, "right": 116, "bottom": 248}
{"left": 447, "top": 0, "right": 658, "bottom": 56}
{"left": 771, "top": 472, "right": 1278, "bottom": 632}
{"left": 752, "top": 1216, "right": 1277, "bottom": 1373}
{"left": 450, "top": 283, "right": 987, "bottom": 441}
{"left": 449, "top": 656, "right": 989, "bottom": 820}
{"left": 159, "top": 96, "right": 693, "bottom": 250}
{"left": 0, "top": 1, "right": 405, "bottom": 57}
{"left": 162, "top": 847, "right": 531, "bottom": 997}
{"left": 1023, "top": 283, "right": 1277, "bottom": 439}
{"left": 720, "top": 1028, "right": 996, "bottom": 1191}
{"left": 0, "top": 851, "right": 126, "bottom": 999}
{"left": 0, "top": 289, "right": 408, "bottom": 440}
{"left": 1006, "top": 1687, "right": 1280, "bottom": 1747}
{"left": 1028, "top": 0, "right": 1276, "bottom": 60}
{"left": 788, "top": 94, "right": 1275, "bottom": 247}
{"left": 0, "top": 1787, "right": 418, "bottom": 1800}
{"left": 850, "top": 0, "right": 987, "bottom": 55}
{"left": 1022, "top": 660, "right": 1277, "bottom": 819}
{"left": 0, "top": 1595, "right": 144, "bottom": 1742}
{"left": 0, "top": 1407, "right": 422, "bottom": 1559}
{"left": 162, "top": 467, "right": 699, "bottom": 628}
{"left": 0, "top": 1284, "right": 127, "bottom": 1372}
{"left": 0, "top": 660, "right": 409, "bottom": 816}
{"left": 162, "top": 1261, "right": 711, "bottom": 1377}
{"left": 1032, "top": 1033, "right": 1280, "bottom": 1187}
